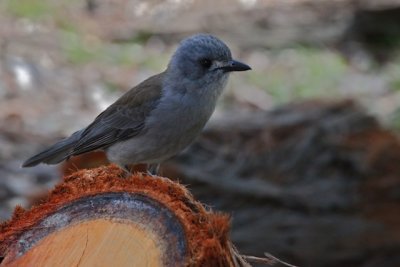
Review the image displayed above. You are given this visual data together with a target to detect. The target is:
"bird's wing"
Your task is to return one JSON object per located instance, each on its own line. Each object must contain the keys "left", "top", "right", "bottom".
{"left": 72, "top": 73, "right": 164, "bottom": 155}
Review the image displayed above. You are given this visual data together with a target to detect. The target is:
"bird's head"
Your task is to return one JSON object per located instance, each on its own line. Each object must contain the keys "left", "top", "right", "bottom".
{"left": 167, "top": 34, "right": 251, "bottom": 87}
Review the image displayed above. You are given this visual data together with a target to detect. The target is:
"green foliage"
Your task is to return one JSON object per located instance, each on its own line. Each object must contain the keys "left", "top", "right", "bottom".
{"left": 388, "top": 58, "right": 400, "bottom": 92}
{"left": 102, "top": 44, "right": 144, "bottom": 66}
{"left": 5, "top": 0, "right": 51, "bottom": 19}
{"left": 389, "top": 108, "right": 400, "bottom": 130}
{"left": 56, "top": 18, "right": 79, "bottom": 34}
{"left": 62, "top": 32, "right": 167, "bottom": 69}
{"left": 62, "top": 33, "right": 99, "bottom": 64}
{"left": 247, "top": 47, "right": 347, "bottom": 103}
{"left": 113, "top": 31, "right": 154, "bottom": 45}
{"left": 390, "top": 77, "right": 400, "bottom": 91}
{"left": 104, "top": 81, "right": 121, "bottom": 93}
{"left": 141, "top": 54, "right": 169, "bottom": 71}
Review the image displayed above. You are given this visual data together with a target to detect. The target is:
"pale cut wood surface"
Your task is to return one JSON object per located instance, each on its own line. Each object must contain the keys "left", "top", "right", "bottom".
{"left": 5, "top": 219, "right": 162, "bottom": 267}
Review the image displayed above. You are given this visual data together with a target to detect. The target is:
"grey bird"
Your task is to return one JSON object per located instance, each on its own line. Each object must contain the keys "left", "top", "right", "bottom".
{"left": 22, "top": 34, "right": 251, "bottom": 174}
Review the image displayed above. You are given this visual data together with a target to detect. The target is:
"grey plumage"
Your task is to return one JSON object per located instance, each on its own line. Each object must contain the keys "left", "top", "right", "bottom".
{"left": 22, "top": 130, "right": 83, "bottom": 166}
{"left": 22, "top": 34, "right": 251, "bottom": 172}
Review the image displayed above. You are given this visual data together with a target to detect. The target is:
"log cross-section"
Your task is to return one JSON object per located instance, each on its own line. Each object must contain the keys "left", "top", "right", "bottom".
{"left": 0, "top": 165, "right": 238, "bottom": 267}
{"left": 3, "top": 193, "right": 186, "bottom": 267}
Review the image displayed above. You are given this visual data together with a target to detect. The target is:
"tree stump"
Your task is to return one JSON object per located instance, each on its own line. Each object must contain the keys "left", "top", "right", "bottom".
{"left": 0, "top": 165, "right": 241, "bottom": 267}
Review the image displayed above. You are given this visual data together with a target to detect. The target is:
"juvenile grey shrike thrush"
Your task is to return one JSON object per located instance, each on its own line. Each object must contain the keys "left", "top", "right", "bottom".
{"left": 23, "top": 34, "right": 251, "bottom": 174}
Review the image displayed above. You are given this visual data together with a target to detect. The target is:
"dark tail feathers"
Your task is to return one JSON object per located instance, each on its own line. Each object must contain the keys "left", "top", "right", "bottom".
{"left": 22, "top": 130, "right": 83, "bottom": 167}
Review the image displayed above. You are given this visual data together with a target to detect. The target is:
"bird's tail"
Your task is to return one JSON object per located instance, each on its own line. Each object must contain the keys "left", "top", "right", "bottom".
{"left": 22, "top": 130, "right": 83, "bottom": 167}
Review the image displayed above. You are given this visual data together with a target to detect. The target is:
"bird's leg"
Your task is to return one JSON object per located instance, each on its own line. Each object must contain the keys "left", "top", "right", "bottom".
{"left": 147, "top": 164, "right": 160, "bottom": 176}
{"left": 123, "top": 164, "right": 132, "bottom": 173}
{"left": 117, "top": 164, "right": 132, "bottom": 178}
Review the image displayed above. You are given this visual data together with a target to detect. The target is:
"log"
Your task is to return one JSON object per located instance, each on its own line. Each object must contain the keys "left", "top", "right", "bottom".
{"left": 0, "top": 165, "right": 244, "bottom": 267}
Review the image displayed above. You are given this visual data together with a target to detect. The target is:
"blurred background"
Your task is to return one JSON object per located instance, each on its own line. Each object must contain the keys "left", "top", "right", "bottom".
{"left": 1, "top": 0, "right": 400, "bottom": 266}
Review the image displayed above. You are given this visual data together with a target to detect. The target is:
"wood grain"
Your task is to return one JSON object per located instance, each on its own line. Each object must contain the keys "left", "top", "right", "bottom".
{"left": 6, "top": 219, "right": 162, "bottom": 267}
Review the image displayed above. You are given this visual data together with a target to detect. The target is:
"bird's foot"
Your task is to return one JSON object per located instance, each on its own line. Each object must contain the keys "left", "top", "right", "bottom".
{"left": 146, "top": 164, "right": 160, "bottom": 177}
{"left": 116, "top": 165, "right": 132, "bottom": 178}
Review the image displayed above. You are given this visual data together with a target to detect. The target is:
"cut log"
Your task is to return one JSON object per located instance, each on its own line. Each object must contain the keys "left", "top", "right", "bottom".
{"left": 0, "top": 165, "right": 243, "bottom": 267}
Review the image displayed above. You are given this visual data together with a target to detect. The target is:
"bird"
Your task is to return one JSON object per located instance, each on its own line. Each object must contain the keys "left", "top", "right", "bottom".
{"left": 22, "top": 34, "right": 251, "bottom": 175}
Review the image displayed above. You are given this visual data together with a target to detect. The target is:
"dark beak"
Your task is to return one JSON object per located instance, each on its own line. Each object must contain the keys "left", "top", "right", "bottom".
{"left": 219, "top": 60, "right": 251, "bottom": 72}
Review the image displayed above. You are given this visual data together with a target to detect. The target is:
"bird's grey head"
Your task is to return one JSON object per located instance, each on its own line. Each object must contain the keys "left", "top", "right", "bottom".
{"left": 167, "top": 34, "right": 251, "bottom": 87}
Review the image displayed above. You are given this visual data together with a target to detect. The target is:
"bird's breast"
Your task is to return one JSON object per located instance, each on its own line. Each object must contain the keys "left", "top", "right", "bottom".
{"left": 144, "top": 85, "right": 220, "bottom": 144}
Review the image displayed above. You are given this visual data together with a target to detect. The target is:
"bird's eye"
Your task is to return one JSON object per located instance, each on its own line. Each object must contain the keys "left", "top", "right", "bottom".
{"left": 199, "top": 58, "right": 212, "bottom": 68}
